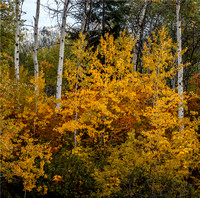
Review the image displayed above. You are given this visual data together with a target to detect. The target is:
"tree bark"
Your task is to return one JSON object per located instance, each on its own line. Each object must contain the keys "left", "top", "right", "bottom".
{"left": 102, "top": 0, "right": 105, "bottom": 37}
{"left": 33, "top": 0, "right": 40, "bottom": 94}
{"left": 81, "top": 0, "right": 89, "bottom": 33}
{"left": 132, "top": 0, "right": 149, "bottom": 72}
{"left": 87, "top": 0, "right": 92, "bottom": 32}
{"left": 74, "top": 66, "right": 79, "bottom": 148}
{"left": 15, "top": 0, "right": 20, "bottom": 80}
{"left": 56, "top": 0, "right": 70, "bottom": 109}
{"left": 176, "top": 0, "right": 184, "bottom": 127}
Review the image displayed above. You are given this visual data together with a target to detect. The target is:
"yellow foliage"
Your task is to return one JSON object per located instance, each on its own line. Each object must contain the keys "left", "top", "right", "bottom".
{"left": 91, "top": 28, "right": 200, "bottom": 196}
{"left": 53, "top": 175, "right": 64, "bottom": 182}
{"left": 0, "top": 67, "right": 52, "bottom": 192}
{"left": 1, "top": 131, "right": 52, "bottom": 191}
{"left": 1, "top": 25, "right": 199, "bottom": 196}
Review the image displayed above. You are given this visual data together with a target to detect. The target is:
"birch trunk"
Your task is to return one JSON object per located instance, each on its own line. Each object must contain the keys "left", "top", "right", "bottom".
{"left": 81, "top": 0, "right": 89, "bottom": 33}
{"left": 74, "top": 67, "right": 79, "bottom": 148}
{"left": 102, "top": 0, "right": 105, "bottom": 36}
{"left": 33, "top": 0, "right": 40, "bottom": 94}
{"left": 176, "top": 0, "right": 184, "bottom": 125}
{"left": 15, "top": 0, "right": 20, "bottom": 80}
{"left": 132, "top": 0, "right": 149, "bottom": 72}
{"left": 86, "top": 0, "right": 92, "bottom": 33}
{"left": 56, "top": 0, "right": 70, "bottom": 109}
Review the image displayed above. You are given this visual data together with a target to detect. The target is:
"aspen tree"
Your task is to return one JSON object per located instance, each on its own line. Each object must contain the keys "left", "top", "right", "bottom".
{"left": 33, "top": 0, "right": 40, "bottom": 94}
{"left": 56, "top": 0, "right": 70, "bottom": 109}
{"left": 92, "top": 28, "right": 199, "bottom": 197}
{"left": 74, "top": 0, "right": 88, "bottom": 147}
{"left": 81, "top": 0, "right": 89, "bottom": 33}
{"left": 74, "top": 9, "right": 89, "bottom": 147}
{"left": 15, "top": 0, "right": 20, "bottom": 80}
{"left": 102, "top": 0, "right": 105, "bottom": 36}
{"left": 176, "top": 0, "right": 184, "bottom": 127}
{"left": 132, "top": 0, "right": 150, "bottom": 71}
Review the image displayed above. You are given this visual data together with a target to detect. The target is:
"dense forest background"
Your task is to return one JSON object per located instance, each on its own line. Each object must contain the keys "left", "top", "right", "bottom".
{"left": 1, "top": 0, "right": 200, "bottom": 197}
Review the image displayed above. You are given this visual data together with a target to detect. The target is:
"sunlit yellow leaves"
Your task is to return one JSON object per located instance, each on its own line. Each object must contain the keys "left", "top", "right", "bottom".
{"left": 89, "top": 28, "right": 200, "bottom": 197}
{"left": 40, "top": 60, "right": 53, "bottom": 71}
{"left": 1, "top": 24, "right": 200, "bottom": 196}
{"left": 143, "top": 27, "right": 178, "bottom": 81}
{"left": 53, "top": 175, "right": 64, "bottom": 182}
{"left": 152, "top": 0, "right": 162, "bottom": 3}
{"left": 108, "top": 177, "right": 120, "bottom": 187}
{"left": 1, "top": 69, "right": 53, "bottom": 192}
{"left": 60, "top": 32, "right": 137, "bottom": 146}
{"left": 1, "top": 134, "right": 52, "bottom": 191}
{"left": 37, "top": 185, "right": 48, "bottom": 195}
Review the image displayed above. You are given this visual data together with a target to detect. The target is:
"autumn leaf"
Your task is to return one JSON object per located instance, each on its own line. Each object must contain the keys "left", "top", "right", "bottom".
{"left": 53, "top": 175, "right": 64, "bottom": 182}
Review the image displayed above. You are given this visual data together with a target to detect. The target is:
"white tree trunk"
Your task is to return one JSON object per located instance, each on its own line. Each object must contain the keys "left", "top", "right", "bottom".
{"left": 74, "top": 67, "right": 79, "bottom": 148}
{"left": 176, "top": 0, "right": 184, "bottom": 124}
{"left": 15, "top": 0, "right": 20, "bottom": 80}
{"left": 132, "top": 0, "right": 149, "bottom": 71}
{"left": 33, "top": 0, "right": 40, "bottom": 94}
{"left": 56, "top": 0, "right": 70, "bottom": 109}
{"left": 81, "top": 0, "right": 89, "bottom": 33}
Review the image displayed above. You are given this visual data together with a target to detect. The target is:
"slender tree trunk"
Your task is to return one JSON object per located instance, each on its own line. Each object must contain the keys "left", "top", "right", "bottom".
{"left": 176, "top": 0, "right": 184, "bottom": 126}
{"left": 33, "top": 0, "right": 40, "bottom": 136}
{"left": 15, "top": 0, "right": 20, "bottom": 80}
{"left": 171, "top": 75, "right": 176, "bottom": 89}
{"left": 74, "top": 66, "right": 79, "bottom": 148}
{"left": 56, "top": 0, "right": 70, "bottom": 109}
{"left": 132, "top": 0, "right": 149, "bottom": 72}
{"left": 85, "top": 0, "right": 92, "bottom": 44}
{"left": 102, "top": 0, "right": 105, "bottom": 37}
{"left": 81, "top": 0, "right": 89, "bottom": 33}
{"left": 24, "top": 189, "right": 26, "bottom": 198}
{"left": 33, "top": 0, "right": 40, "bottom": 94}
{"left": 171, "top": 60, "right": 177, "bottom": 89}
{"left": 87, "top": 0, "right": 92, "bottom": 32}
{"left": 74, "top": 10, "right": 89, "bottom": 148}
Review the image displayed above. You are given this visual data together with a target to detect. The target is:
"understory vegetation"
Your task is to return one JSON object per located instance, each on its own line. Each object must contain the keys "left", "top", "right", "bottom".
{"left": 1, "top": 0, "right": 200, "bottom": 197}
